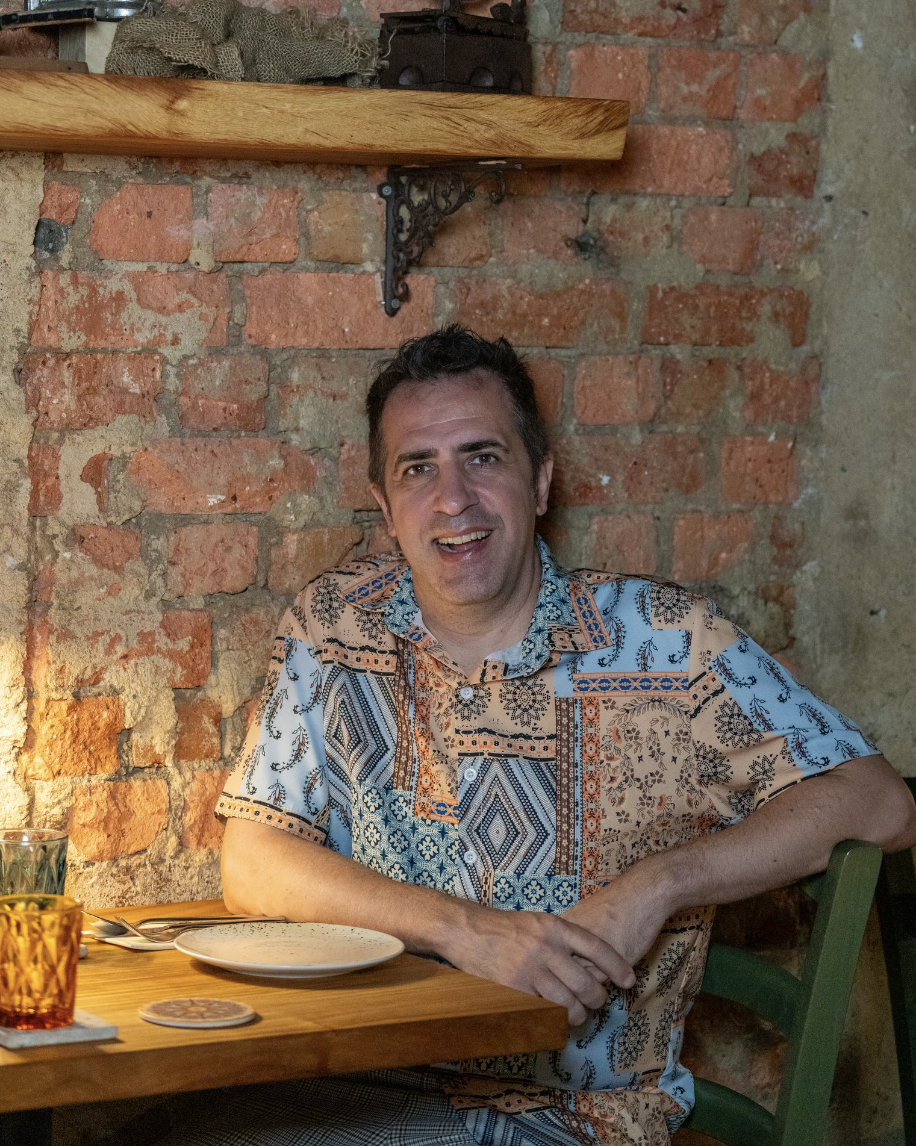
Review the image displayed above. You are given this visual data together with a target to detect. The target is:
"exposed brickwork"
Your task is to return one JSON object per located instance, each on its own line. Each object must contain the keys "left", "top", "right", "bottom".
{"left": 24, "top": 352, "right": 162, "bottom": 429}
{"left": 563, "top": 0, "right": 725, "bottom": 40}
{"left": 174, "top": 697, "right": 223, "bottom": 763}
{"left": 568, "top": 44, "right": 650, "bottom": 113}
{"left": 740, "top": 53, "right": 824, "bottom": 122}
{"left": 39, "top": 183, "right": 80, "bottom": 226}
{"left": 681, "top": 208, "right": 761, "bottom": 274}
{"left": 178, "top": 355, "right": 268, "bottom": 432}
{"left": 672, "top": 512, "right": 755, "bottom": 580}
{"left": 167, "top": 523, "right": 259, "bottom": 597}
{"left": 721, "top": 437, "right": 799, "bottom": 504}
{"left": 69, "top": 779, "right": 169, "bottom": 861}
{"left": 588, "top": 514, "right": 657, "bottom": 575}
{"left": 657, "top": 48, "right": 739, "bottom": 119}
{"left": 574, "top": 356, "right": 656, "bottom": 424}
{"left": 659, "top": 358, "right": 732, "bottom": 423}
{"left": 268, "top": 526, "right": 363, "bottom": 595}
{"left": 28, "top": 443, "right": 61, "bottom": 517}
{"left": 747, "top": 132, "right": 819, "bottom": 198}
{"left": 209, "top": 185, "right": 301, "bottom": 263}
{"left": 182, "top": 769, "right": 232, "bottom": 849}
{"left": 643, "top": 285, "right": 809, "bottom": 347}
{"left": 742, "top": 359, "right": 820, "bottom": 423}
{"left": 75, "top": 525, "right": 141, "bottom": 573}
{"left": 89, "top": 184, "right": 193, "bottom": 263}
{"left": 22, "top": 697, "right": 124, "bottom": 779}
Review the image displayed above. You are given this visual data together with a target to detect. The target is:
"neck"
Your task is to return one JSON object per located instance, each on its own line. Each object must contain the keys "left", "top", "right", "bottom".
{"left": 412, "top": 543, "right": 543, "bottom": 678}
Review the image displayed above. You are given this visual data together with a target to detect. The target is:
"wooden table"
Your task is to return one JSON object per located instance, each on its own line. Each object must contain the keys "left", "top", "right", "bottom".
{"left": 0, "top": 901, "right": 566, "bottom": 1144}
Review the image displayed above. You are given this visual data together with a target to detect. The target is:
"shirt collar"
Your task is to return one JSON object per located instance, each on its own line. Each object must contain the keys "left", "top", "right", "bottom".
{"left": 382, "top": 537, "right": 591, "bottom": 679}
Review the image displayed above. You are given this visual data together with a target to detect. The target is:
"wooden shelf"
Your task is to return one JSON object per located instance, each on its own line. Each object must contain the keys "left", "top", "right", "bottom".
{"left": 0, "top": 71, "right": 627, "bottom": 166}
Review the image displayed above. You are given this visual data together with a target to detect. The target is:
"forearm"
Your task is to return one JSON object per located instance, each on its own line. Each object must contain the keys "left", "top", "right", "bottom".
{"left": 636, "top": 754, "right": 916, "bottom": 918}
{"left": 221, "top": 816, "right": 464, "bottom": 956}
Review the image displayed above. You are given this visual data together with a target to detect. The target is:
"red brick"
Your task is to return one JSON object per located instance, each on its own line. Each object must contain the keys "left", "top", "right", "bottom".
{"left": 0, "top": 25, "right": 56, "bottom": 58}
{"left": 588, "top": 514, "right": 657, "bottom": 574}
{"left": 672, "top": 512, "right": 755, "bottom": 579}
{"left": 681, "top": 207, "right": 761, "bottom": 273}
{"left": 721, "top": 436, "right": 798, "bottom": 503}
{"left": 127, "top": 439, "right": 320, "bottom": 514}
{"left": 593, "top": 200, "right": 673, "bottom": 256}
{"left": 642, "top": 285, "right": 809, "bottom": 347}
{"left": 80, "top": 453, "right": 111, "bottom": 514}
{"left": 32, "top": 271, "right": 231, "bottom": 349}
{"left": 659, "top": 357, "right": 731, "bottom": 422}
{"left": 339, "top": 441, "right": 375, "bottom": 510}
{"left": 657, "top": 48, "right": 739, "bottom": 119}
{"left": 22, "top": 697, "right": 123, "bottom": 780}
{"left": 740, "top": 53, "right": 823, "bottom": 122}
{"left": 527, "top": 358, "right": 564, "bottom": 424}
{"left": 178, "top": 355, "right": 268, "bottom": 432}
{"left": 23, "top": 352, "right": 161, "bottom": 430}
{"left": 28, "top": 443, "right": 61, "bottom": 517}
{"left": 182, "top": 769, "right": 231, "bottom": 850}
{"left": 90, "top": 184, "right": 193, "bottom": 263}
{"left": 209, "top": 185, "right": 301, "bottom": 263}
{"left": 562, "top": 125, "right": 735, "bottom": 197}
{"left": 742, "top": 358, "right": 820, "bottom": 423}
{"left": 501, "top": 197, "right": 583, "bottom": 264}
{"left": 243, "top": 273, "right": 433, "bottom": 349}
{"left": 421, "top": 194, "right": 491, "bottom": 268}
{"left": 306, "top": 190, "right": 382, "bottom": 265}
{"left": 453, "top": 277, "right": 628, "bottom": 348}
{"left": 268, "top": 526, "right": 363, "bottom": 595}
{"left": 167, "top": 523, "right": 259, "bottom": 597}
{"left": 575, "top": 356, "right": 656, "bottom": 424}
{"left": 276, "top": 353, "right": 370, "bottom": 438}
{"left": 760, "top": 209, "right": 818, "bottom": 271}
{"left": 366, "top": 520, "right": 400, "bottom": 555}
{"left": 624, "top": 433, "right": 705, "bottom": 502}
{"left": 70, "top": 779, "right": 169, "bottom": 861}
{"left": 75, "top": 525, "right": 141, "bottom": 573}
{"left": 531, "top": 43, "right": 558, "bottom": 97}
{"left": 551, "top": 436, "right": 628, "bottom": 505}
{"left": 770, "top": 513, "right": 803, "bottom": 568}
{"left": 737, "top": 0, "right": 811, "bottom": 44}
{"left": 747, "top": 132, "right": 819, "bottom": 198}
{"left": 174, "top": 697, "right": 223, "bottom": 763}
{"left": 39, "top": 183, "right": 80, "bottom": 226}
{"left": 563, "top": 0, "right": 724, "bottom": 39}
{"left": 568, "top": 44, "right": 650, "bottom": 113}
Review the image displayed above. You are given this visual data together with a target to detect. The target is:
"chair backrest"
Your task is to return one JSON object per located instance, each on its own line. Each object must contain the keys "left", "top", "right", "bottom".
{"left": 682, "top": 839, "right": 882, "bottom": 1146}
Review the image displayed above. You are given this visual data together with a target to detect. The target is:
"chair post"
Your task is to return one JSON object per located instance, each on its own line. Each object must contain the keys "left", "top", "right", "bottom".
{"left": 771, "top": 840, "right": 882, "bottom": 1146}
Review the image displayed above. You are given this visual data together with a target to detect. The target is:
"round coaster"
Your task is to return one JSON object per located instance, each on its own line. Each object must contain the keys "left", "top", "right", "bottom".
{"left": 139, "top": 998, "right": 256, "bottom": 1029}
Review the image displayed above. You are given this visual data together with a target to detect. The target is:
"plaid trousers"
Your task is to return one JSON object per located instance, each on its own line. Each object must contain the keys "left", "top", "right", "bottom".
{"left": 155, "top": 1068, "right": 595, "bottom": 1146}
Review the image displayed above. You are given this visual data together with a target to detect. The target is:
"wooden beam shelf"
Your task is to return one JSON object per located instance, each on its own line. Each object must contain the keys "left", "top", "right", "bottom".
{"left": 0, "top": 71, "right": 628, "bottom": 166}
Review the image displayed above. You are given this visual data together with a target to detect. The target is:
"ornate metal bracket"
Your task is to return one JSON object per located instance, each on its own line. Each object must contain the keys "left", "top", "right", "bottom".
{"left": 378, "top": 161, "right": 520, "bottom": 316}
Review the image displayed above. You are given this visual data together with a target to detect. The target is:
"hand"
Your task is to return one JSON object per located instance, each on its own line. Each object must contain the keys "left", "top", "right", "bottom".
{"left": 562, "top": 857, "right": 673, "bottom": 970}
{"left": 441, "top": 903, "right": 635, "bottom": 1026}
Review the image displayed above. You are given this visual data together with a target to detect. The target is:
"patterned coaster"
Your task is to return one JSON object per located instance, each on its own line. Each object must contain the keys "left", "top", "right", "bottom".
{"left": 139, "top": 998, "right": 256, "bottom": 1029}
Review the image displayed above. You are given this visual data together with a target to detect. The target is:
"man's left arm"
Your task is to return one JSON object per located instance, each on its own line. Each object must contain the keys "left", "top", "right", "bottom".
{"left": 565, "top": 753, "right": 916, "bottom": 968}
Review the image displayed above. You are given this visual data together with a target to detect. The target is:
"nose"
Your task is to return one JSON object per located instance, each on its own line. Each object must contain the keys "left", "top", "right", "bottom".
{"left": 432, "top": 460, "right": 480, "bottom": 517}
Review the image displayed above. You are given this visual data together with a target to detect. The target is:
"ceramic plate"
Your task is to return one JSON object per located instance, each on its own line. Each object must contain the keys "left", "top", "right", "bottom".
{"left": 174, "top": 921, "right": 405, "bottom": 979}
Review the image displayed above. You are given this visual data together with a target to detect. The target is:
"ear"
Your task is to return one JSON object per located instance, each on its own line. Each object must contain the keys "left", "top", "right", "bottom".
{"left": 534, "top": 455, "right": 553, "bottom": 517}
{"left": 369, "top": 484, "right": 397, "bottom": 537}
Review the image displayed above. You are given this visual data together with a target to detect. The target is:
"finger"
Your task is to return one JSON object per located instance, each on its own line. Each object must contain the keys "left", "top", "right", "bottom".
{"left": 549, "top": 954, "right": 608, "bottom": 1012}
{"left": 562, "top": 920, "right": 635, "bottom": 989}
{"left": 535, "top": 968, "right": 591, "bottom": 1027}
{"left": 574, "top": 956, "right": 609, "bottom": 985}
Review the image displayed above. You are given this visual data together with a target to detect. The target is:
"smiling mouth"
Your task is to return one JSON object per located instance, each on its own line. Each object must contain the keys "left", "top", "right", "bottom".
{"left": 434, "top": 530, "right": 492, "bottom": 553}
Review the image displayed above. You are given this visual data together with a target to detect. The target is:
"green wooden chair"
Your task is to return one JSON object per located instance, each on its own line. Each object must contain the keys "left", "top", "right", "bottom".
{"left": 876, "top": 778, "right": 916, "bottom": 1146}
{"left": 681, "top": 838, "right": 882, "bottom": 1146}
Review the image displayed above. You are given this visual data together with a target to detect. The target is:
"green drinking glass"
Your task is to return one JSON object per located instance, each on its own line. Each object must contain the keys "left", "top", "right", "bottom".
{"left": 0, "top": 830, "right": 68, "bottom": 896}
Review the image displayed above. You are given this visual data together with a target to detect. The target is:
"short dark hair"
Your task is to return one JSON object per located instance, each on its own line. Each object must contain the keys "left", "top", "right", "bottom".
{"left": 366, "top": 325, "right": 549, "bottom": 489}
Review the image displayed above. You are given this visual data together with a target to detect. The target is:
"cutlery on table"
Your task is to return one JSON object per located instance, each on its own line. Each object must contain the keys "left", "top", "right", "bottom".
{"left": 111, "top": 915, "right": 287, "bottom": 943}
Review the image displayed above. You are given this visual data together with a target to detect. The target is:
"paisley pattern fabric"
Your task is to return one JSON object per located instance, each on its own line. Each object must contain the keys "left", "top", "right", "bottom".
{"left": 219, "top": 539, "right": 876, "bottom": 1145}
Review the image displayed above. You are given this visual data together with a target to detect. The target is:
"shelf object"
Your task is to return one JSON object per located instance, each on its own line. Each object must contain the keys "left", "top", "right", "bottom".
{"left": 0, "top": 71, "right": 628, "bottom": 165}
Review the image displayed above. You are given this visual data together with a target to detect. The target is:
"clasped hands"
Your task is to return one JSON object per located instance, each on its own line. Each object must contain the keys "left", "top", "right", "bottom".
{"left": 443, "top": 867, "right": 671, "bottom": 1027}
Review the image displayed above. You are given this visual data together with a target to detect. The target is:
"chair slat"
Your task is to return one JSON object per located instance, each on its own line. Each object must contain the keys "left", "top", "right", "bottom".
{"left": 701, "top": 944, "right": 801, "bottom": 1039}
{"left": 686, "top": 1079, "right": 774, "bottom": 1146}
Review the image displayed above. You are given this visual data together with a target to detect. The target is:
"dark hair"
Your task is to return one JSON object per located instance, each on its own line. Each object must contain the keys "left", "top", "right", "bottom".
{"left": 366, "top": 325, "right": 549, "bottom": 489}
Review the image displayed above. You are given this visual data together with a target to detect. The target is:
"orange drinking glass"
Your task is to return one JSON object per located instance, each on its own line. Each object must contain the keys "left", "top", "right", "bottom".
{"left": 0, "top": 894, "right": 82, "bottom": 1029}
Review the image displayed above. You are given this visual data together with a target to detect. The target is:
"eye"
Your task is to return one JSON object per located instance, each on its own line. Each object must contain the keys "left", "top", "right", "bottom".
{"left": 471, "top": 452, "right": 498, "bottom": 465}
{"left": 403, "top": 463, "right": 432, "bottom": 477}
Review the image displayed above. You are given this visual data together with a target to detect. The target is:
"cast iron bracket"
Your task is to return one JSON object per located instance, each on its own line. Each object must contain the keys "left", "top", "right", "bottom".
{"left": 378, "top": 161, "right": 520, "bottom": 316}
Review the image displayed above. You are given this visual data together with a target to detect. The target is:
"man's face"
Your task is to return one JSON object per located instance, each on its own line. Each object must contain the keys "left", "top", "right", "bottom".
{"left": 370, "top": 370, "right": 552, "bottom": 611}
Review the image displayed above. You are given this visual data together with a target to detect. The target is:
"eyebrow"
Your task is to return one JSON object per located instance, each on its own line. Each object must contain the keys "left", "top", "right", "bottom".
{"left": 393, "top": 440, "right": 505, "bottom": 467}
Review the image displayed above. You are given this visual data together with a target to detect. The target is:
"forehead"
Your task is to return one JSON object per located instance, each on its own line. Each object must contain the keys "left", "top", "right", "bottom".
{"left": 380, "top": 370, "right": 517, "bottom": 449}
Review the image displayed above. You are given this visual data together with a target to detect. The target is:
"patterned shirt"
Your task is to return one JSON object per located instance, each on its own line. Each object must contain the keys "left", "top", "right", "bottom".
{"left": 218, "top": 539, "right": 876, "bottom": 1145}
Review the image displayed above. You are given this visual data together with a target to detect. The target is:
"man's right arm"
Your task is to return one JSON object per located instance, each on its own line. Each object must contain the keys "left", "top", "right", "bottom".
{"left": 222, "top": 816, "right": 634, "bottom": 1026}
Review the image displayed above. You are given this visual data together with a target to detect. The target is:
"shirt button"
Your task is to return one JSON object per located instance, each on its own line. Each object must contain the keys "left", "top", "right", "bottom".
{"left": 463, "top": 767, "right": 477, "bottom": 782}
{"left": 463, "top": 849, "right": 477, "bottom": 865}
{"left": 459, "top": 686, "right": 474, "bottom": 700}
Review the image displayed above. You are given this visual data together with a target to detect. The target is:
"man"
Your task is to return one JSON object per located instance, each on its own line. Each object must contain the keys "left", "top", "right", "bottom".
{"left": 208, "top": 326, "right": 914, "bottom": 1146}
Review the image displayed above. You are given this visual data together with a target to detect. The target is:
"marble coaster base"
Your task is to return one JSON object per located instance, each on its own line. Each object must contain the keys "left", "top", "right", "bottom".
{"left": 0, "top": 1009, "right": 117, "bottom": 1048}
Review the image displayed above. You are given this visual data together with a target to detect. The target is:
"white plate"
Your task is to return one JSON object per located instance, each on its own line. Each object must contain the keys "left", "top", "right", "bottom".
{"left": 174, "top": 921, "right": 405, "bottom": 979}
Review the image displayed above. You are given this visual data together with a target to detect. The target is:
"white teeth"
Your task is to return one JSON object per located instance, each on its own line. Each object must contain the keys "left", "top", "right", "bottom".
{"left": 437, "top": 530, "right": 489, "bottom": 546}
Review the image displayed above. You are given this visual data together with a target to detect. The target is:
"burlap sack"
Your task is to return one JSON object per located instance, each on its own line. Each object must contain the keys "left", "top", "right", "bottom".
{"left": 105, "top": 0, "right": 378, "bottom": 85}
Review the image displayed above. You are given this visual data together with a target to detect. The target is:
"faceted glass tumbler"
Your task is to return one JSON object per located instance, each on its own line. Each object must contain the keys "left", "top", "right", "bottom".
{"left": 0, "top": 830, "right": 67, "bottom": 896}
{"left": 0, "top": 894, "right": 82, "bottom": 1029}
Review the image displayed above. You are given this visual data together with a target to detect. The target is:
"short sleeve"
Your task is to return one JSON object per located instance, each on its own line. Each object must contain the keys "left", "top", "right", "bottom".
{"left": 218, "top": 614, "right": 330, "bottom": 844}
{"left": 688, "top": 600, "right": 878, "bottom": 822}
